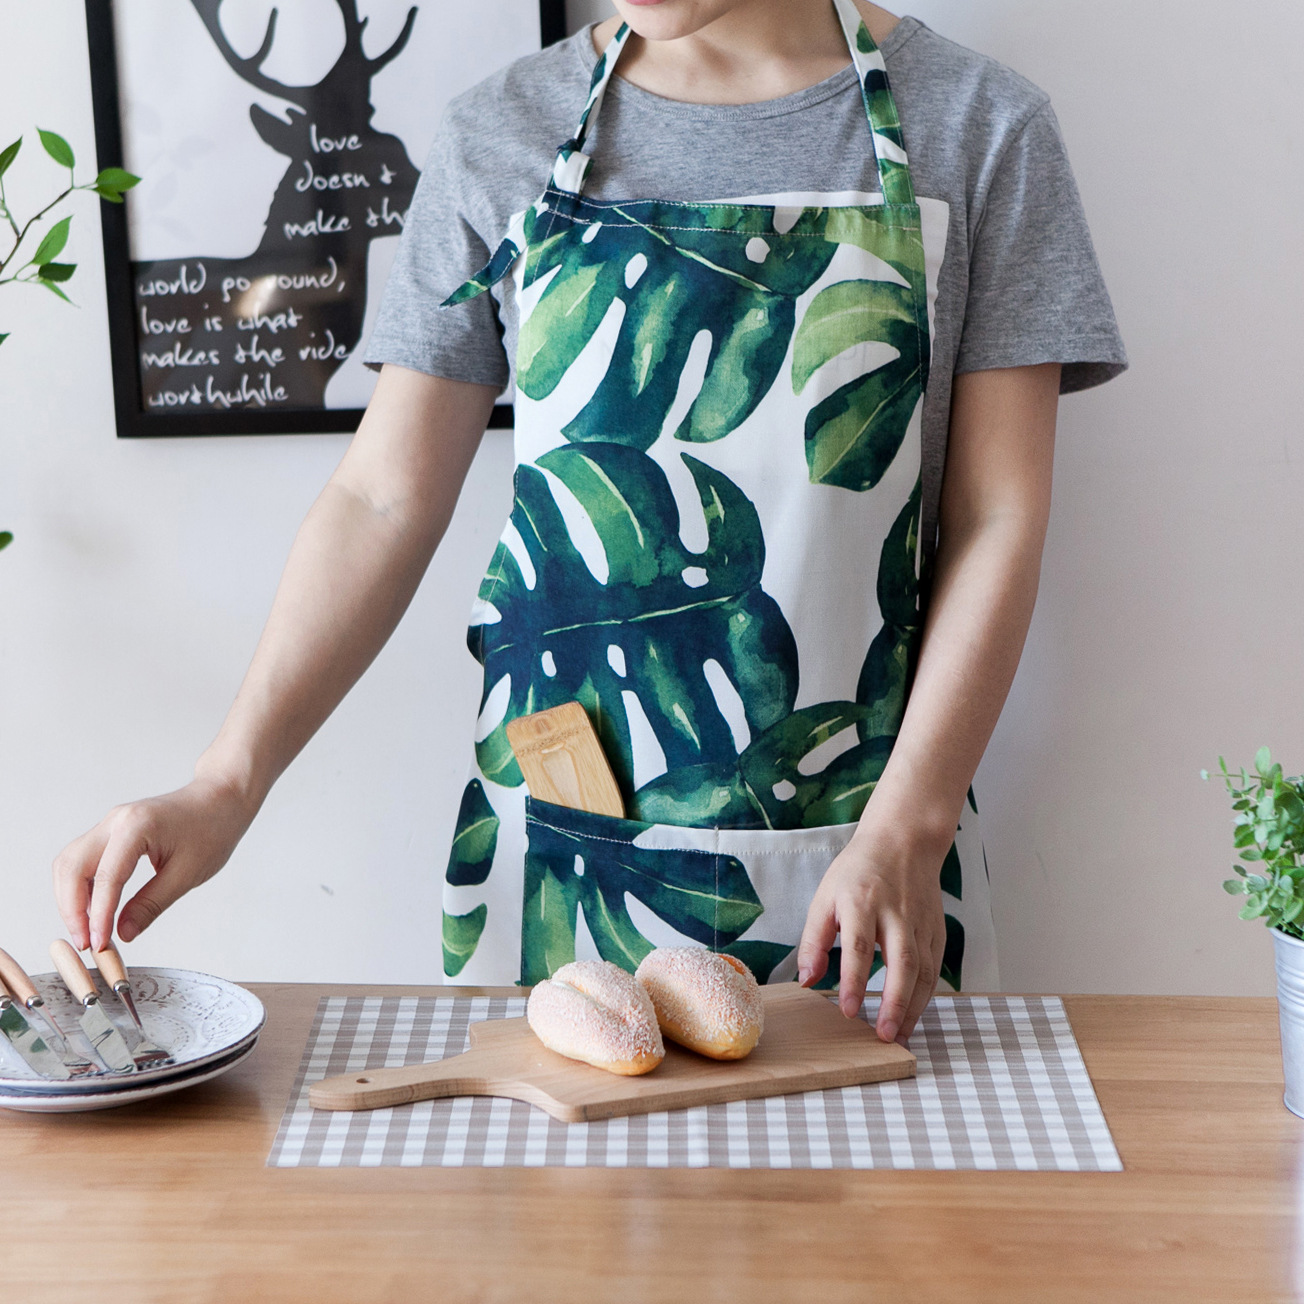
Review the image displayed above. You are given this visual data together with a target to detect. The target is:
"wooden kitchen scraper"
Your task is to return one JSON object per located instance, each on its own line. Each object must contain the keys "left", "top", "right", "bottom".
{"left": 505, "top": 701, "right": 625, "bottom": 818}
{"left": 309, "top": 984, "right": 916, "bottom": 1122}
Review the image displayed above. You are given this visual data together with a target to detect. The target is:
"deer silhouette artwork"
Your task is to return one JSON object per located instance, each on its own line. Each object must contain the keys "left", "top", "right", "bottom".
{"left": 132, "top": 0, "right": 421, "bottom": 414}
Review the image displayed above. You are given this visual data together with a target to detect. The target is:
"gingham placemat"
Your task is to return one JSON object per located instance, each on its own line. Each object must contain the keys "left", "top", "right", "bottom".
{"left": 268, "top": 994, "right": 1121, "bottom": 1170}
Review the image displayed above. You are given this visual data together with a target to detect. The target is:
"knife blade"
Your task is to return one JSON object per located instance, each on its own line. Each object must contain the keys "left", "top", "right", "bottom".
{"left": 92, "top": 942, "right": 174, "bottom": 1068}
{"left": 0, "top": 990, "right": 72, "bottom": 1080}
{"left": 0, "top": 946, "right": 100, "bottom": 1076}
{"left": 49, "top": 941, "right": 135, "bottom": 1074}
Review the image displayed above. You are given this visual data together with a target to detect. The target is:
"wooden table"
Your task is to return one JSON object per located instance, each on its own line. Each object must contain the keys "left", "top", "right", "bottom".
{"left": 1, "top": 988, "right": 1297, "bottom": 1303}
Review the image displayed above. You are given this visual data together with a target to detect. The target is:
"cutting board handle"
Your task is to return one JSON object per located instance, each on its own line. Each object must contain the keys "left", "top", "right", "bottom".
{"left": 309, "top": 1045, "right": 501, "bottom": 1112}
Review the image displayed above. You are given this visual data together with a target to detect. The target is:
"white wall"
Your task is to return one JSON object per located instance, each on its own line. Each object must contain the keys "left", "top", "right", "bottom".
{"left": 2, "top": 0, "right": 1301, "bottom": 992}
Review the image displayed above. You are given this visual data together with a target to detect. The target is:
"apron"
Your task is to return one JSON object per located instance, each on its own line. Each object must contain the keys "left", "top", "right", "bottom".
{"left": 439, "top": 0, "right": 999, "bottom": 992}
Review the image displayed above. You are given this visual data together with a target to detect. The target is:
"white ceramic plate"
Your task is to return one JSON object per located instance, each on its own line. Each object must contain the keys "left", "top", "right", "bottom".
{"left": 0, "top": 1038, "right": 259, "bottom": 1113}
{"left": 0, "top": 967, "right": 265, "bottom": 1094}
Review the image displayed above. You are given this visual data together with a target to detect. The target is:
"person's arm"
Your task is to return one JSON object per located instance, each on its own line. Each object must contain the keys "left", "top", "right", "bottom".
{"left": 53, "top": 365, "right": 498, "bottom": 952}
{"left": 797, "top": 361, "right": 1060, "bottom": 1039}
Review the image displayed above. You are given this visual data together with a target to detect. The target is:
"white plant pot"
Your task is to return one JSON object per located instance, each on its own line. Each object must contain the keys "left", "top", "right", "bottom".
{"left": 1272, "top": 927, "right": 1304, "bottom": 1117}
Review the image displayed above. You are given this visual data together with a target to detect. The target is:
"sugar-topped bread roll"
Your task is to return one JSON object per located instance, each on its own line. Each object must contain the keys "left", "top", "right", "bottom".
{"left": 635, "top": 948, "right": 763, "bottom": 1061}
{"left": 527, "top": 959, "right": 665, "bottom": 1076}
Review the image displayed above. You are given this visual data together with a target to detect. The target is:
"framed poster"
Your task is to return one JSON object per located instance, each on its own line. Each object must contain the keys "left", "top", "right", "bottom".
{"left": 85, "top": 0, "right": 566, "bottom": 437}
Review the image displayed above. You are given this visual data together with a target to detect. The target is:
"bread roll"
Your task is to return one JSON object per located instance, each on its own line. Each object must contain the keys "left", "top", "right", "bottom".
{"left": 635, "top": 948, "right": 763, "bottom": 1060}
{"left": 526, "top": 959, "right": 665, "bottom": 1076}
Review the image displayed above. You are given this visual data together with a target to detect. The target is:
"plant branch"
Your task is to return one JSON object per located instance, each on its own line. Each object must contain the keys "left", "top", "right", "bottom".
{"left": 0, "top": 182, "right": 75, "bottom": 278}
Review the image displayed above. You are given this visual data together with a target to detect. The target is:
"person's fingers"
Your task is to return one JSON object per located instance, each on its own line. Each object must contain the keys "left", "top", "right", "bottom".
{"left": 875, "top": 922, "right": 920, "bottom": 1044}
{"left": 836, "top": 913, "right": 879, "bottom": 1020}
{"left": 87, "top": 813, "right": 153, "bottom": 952}
{"left": 797, "top": 889, "right": 840, "bottom": 987}
{"left": 52, "top": 825, "right": 113, "bottom": 952}
{"left": 118, "top": 858, "right": 196, "bottom": 943}
{"left": 896, "top": 932, "right": 942, "bottom": 1045}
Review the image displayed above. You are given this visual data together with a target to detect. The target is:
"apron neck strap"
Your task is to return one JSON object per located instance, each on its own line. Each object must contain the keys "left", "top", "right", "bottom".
{"left": 552, "top": 1, "right": 915, "bottom": 206}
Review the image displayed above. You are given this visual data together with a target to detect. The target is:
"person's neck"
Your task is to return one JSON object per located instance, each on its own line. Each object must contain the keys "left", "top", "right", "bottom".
{"left": 591, "top": 1, "right": 901, "bottom": 106}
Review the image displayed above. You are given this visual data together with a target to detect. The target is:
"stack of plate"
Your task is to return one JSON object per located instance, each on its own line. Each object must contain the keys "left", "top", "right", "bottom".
{"left": 0, "top": 967, "right": 265, "bottom": 1113}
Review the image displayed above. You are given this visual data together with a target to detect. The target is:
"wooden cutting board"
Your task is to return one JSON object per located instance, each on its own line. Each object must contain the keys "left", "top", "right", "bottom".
{"left": 309, "top": 985, "right": 915, "bottom": 1122}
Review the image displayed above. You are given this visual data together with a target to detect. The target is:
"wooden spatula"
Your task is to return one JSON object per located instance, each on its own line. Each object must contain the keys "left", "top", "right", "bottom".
{"left": 505, "top": 701, "right": 624, "bottom": 818}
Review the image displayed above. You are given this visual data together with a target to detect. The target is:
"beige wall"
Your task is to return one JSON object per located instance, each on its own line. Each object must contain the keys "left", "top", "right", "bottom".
{"left": 1, "top": 0, "right": 1301, "bottom": 991}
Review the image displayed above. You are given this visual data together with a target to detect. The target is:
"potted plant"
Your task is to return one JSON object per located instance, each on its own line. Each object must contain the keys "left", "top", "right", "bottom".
{"left": 1209, "top": 748, "right": 1304, "bottom": 1116}
{"left": 1, "top": 127, "right": 138, "bottom": 550}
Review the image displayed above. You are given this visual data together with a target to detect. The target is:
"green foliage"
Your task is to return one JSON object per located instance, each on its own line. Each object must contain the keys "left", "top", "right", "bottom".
{"left": 792, "top": 210, "right": 930, "bottom": 491}
{"left": 37, "top": 128, "right": 74, "bottom": 170}
{"left": 1210, "top": 749, "right": 1304, "bottom": 938}
{"left": 515, "top": 201, "right": 838, "bottom": 450}
{"left": 442, "top": 905, "right": 488, "bottom": 978}
{"left": 0, "top": 126, "right": 140, "bottom": 344}
{"left": 0, "top": 532, "right": 12, "bottom": 551}
{"left": 520, "top": 800, "right": 765, "bottom": 983}
{"left": 445, "top": 780, "right": 499, "bottom": 887}
{"left": 472, "top": 442, "right": 798, "bottom": 798}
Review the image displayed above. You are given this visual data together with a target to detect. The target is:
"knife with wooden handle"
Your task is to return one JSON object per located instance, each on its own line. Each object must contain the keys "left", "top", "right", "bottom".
{"left": 49, "top": 941, "right": 135, "bottom": 1074}
{"left": 0, "top": 981, "right": 72, "bottom": 1080}
{"left": 92, "top": 942, "right": 174, "bottom": 1068}
{"left": 0, "top": 948, "right": 98, "bottom": 1076}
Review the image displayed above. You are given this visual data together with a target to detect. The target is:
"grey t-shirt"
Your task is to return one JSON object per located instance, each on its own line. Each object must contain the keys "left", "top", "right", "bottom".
{"left": 365, "top": 17, "right": 1127, "bottom": 562}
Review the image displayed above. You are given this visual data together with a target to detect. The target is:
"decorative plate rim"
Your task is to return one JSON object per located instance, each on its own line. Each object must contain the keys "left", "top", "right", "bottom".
{"left": 0, "top": 966, "right": 266, "bottom": 1092}
{"left": 0, "top": 1038, "right": 259, "bottom": 1113}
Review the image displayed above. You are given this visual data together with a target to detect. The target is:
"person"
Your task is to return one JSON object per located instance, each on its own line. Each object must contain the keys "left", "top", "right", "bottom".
{"left": 53, "top": 0, "right": 1125, "bottom": 1045}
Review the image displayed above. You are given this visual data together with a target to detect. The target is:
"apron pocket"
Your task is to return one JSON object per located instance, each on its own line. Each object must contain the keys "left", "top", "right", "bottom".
{"left": 521, "top": 796, "right": 859, "bottom": 986}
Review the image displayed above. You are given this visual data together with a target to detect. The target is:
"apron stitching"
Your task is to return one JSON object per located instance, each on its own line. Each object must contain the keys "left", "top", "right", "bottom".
{"left": 534, "top": 212, "right": 921, "bottom": 236}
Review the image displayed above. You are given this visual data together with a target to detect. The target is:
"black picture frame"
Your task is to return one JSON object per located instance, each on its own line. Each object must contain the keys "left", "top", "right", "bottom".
{"left": 85, "top": 0, "right": 567, "bottom": 438}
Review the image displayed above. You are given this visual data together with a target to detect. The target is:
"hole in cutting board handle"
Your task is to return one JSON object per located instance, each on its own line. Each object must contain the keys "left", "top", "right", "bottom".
{"left": 356, "top": 1077, "right": 370, "bottom": 1083}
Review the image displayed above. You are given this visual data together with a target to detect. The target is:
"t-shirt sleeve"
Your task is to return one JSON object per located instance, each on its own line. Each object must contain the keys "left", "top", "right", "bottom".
{"left": 956, "top": 101, "right": 1127, "bottom": 393}
{"left": 362, "top": 113, "right": 510, "bottom": 389}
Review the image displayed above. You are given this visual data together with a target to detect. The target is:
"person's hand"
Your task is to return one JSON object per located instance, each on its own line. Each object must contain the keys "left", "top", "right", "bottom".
{"left": 796, "top": 816, "right": 948, "bottom": 1044}
{"left": 52, "top": 775, "right": 258, "bottom": 952}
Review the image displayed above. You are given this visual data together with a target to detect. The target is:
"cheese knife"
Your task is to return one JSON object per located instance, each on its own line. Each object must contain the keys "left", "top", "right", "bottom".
{"left": 0, "top": 946, "right": 99, "bottom": 1075}
{"left": 49, "top": 941, "right": 135, "bottom": 1074}
{"left": 0, "top": 984, "right": 72, "bottom": 1080}
{"left": 92, "top": 941, "right": 174, "bottom": 1068}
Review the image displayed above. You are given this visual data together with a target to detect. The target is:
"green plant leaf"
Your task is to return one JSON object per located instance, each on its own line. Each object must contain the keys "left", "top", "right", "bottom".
{"left": 791, "top": 278, "right": 925, "bottom": 491}
{"left": 37, "top": 261, "right": 74, "bottom": 283}
{"left": 0, "top": 336, "right": 7, "bottom": 348}
{"left": 1223, "top": 879, "right": 1246, "bottom": 894}
{"left": 737, "top": 701, "right": 896, "bottom": 828}
{"left": 940, "top": 914, "right": 965, "bottom": 991}
{"left": 38, "top": 279, "right": 71, "bottom": 303}
{"left": 93, "top": 166, "right": 139, "bottom": 194}
{"left": 1284, "top": 897, "right": 1304, "bottom": 925}
{"left": 0, "top": 531, "right": 12, "bottom": 550}
{"left": 32, "top": 215, "right": 71, "bottom": 265}
{"left": 442, "top": 904, "right": 487, "bottom": 977}
{"left": 788, "top": 212, "right": 930, "bottom": 492}
{"left": 515, "top": 202, "right": 838, "bottom": 450}
{"left": 445, "top": 779, "right": 499, "bottom": 888}
{"left": 940, "top": 845, "right": 962, "bottom": 900}
{"left": 0, "top": 137, "right": 20, "bottom": 178}
{"left": 471, "top": 443, "right": 798, "bottom": 806}
{"left": 1256, "top": 746, "right": 1272, "bottom": 775}
{"left": 520, "top": 804, "right": 763, "bottom": 983}
{"left": 37, "top": 128, "right": 74, "bottom": 169}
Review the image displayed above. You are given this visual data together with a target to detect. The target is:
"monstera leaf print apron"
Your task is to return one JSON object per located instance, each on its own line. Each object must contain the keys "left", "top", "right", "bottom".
{"left": 440, "top": 0, "right": 998, "bottom": 992}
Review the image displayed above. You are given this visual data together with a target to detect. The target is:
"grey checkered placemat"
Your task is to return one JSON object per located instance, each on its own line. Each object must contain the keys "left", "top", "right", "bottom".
{"left": 268, "top": 994, "right": 1121, "bottom": 1170}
